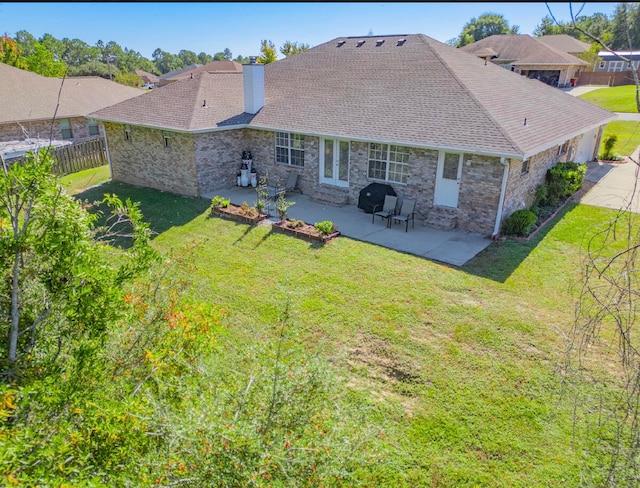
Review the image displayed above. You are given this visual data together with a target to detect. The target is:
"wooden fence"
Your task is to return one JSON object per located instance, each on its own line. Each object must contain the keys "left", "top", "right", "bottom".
{"left": 50, "top": 138, "right": 108, "bottom": 176}
{"left": 576, "top": 70, "right": 640, "bottom": 87}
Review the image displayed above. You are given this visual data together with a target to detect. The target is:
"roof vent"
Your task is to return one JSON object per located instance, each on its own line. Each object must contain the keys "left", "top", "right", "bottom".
{"left": 202, "top": 100, "right": 207, "bottom": 108}
{"left": 337, "top": 40, "right": 346, "bottom": 47}
{"left": 376, "top": 39, "right": 385, "bottom": 47}
{"left": 523, "top": 117, "right": 527, "bottom": 126}
{"left": 397, "top": 38, "right": 406, "bottom": 46}
{"left": 357, "top": 40, "right": 365, "bottom": 47}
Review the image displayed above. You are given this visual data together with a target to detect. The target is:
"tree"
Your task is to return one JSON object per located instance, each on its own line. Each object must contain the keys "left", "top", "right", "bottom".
{"left": 198, "top": 51, "right": 213, "bottom": 64}
{"left": 0, "top": 147, "right": 157, "bottom": 377}
{"left": 257, "top": 39, "right": 277, "bottom": 64}
{"left": 67, "top": 60, "right": 118, "bottom": 78}
{"left": 213, "top": 51, "right": 226, "bottom": 61}
{"left": 0, "top": 34, "right": 26, "bottom": 69}
{"left": 25, "top": 43, "right": 66, "bottom": 77}
{"left": 114, "top": 71, "right": 143, "bottom": 87}
{"left": 14, "top": 30, "right": 36, "bottom": 57}
{"left": 223, "top": 47, "right": 232, "bottom": 60}
{"left": 533, "top": 15, "right": 565, "bottom": 36}
{"left": 178, "top": 49, "right": 199, "bottom": 66}
{"left": 455, "top": 12, "right": 519, "bottom": 47}
{"left": 280, "top": 40, "right": 309, "bottom": 58}
{"left": 152, "top": 48, "right": 184, "bottom": 74}
{"left": 234, "top": 54, "right": 250, "bottom": 64}
{"left": 610, "top": 2, "right": 640, "bottom": 50}
{"left": 61, "top": 38, "right": 96, "bottom": 66}
{"left": 39, "top": 33, "right": 65, "bottom": 62}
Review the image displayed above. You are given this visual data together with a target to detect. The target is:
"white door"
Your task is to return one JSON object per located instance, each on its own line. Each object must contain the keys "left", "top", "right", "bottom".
{"left": 575, "top": 127, "right": 599, "bottom": 163}
{"left": 434, "top": 152, "right": 463, "bottom": 208}
{"left": 320, "top": 139, "right": 350, "bottom": 187}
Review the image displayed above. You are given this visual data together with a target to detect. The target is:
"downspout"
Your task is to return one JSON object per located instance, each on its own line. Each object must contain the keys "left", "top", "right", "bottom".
{"left": 102, "top": 122, "right": 113, "bottom": 179}
{"left": 492, "top": 157, "right": 510, "bottom": 238}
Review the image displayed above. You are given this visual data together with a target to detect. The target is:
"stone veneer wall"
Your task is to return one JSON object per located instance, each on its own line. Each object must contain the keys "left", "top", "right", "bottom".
{"left": 0, "top": 117, "right": 102, "bottom": 143}
{"left": 105, "top": 122, "right": 199, "bottom": 196}
{"left": 502, "top": 134, "right": 581, "bottom": 218}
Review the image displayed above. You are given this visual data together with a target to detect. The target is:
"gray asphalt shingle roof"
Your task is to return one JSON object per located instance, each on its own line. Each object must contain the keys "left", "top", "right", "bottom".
{"left": 538, "top": 34, "right": 591, "bottom": 54}
{"left": 90, "top": 34, "right": 613, "bottom": 159}
{"left": 1, "top": 62, "right": 144, "bottom": 124}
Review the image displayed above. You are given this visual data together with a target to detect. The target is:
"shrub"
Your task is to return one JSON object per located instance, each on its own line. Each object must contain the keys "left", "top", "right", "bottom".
{"left": 545, "top": 161, "right": 586, "bottom": 204}
{"left": 239, "top": 201, "right": 258, "bottom": 218}
{"left": 211, "top": 196, "right": 230, "bottom": 208}
{"left": 314, "top": 220, "right": 336, "bottom": 235}
{"left": 501, "top": 209, "right": 537, "bottom": 237}
{"left": 285, "top": 218, "right": 305, "bottom": 229}
{"left": 599, "top": 134, "right": 618, "bottom": 160}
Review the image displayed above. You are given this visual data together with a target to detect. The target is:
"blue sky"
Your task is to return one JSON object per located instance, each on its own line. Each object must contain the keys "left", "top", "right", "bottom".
{"left": 1, "top": 2, "right": 618, "bottom": 60}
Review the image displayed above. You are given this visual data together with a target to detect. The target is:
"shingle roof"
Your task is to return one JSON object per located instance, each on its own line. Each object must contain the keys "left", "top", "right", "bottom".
{"left": 134, "top": 69, "right": 159, "bottom": 83}
{"left": 461, "top": 34, "right": 589, "bottom": 66}
{"left": 1, "top": 62, "right": 144, "bottom": 124}
{"left": 159, "top": 64, "right": 202, "bottom": 80}
{"left": 90, "top": 34, "right": 613, "bottom": 159}
{"left": 538, "top": 34, "right": 591, "bottom": 54}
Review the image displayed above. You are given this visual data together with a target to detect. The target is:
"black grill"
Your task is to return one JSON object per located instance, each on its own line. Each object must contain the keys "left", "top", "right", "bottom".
{"left": 357, "top": 183, "right": 396, "bottom": 214}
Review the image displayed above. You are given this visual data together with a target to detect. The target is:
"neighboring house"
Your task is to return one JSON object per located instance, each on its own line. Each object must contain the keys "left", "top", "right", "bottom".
{"left": 157, "top": 61, "right": 243, "bottom": 86}
{"left": 90, "top": 34, "right": 614, "bottom": 237}
{"left": 0, "top": 62, "right": 144, "bottom": 144}
{"left": 537, "top": 34, "right": 591, "bottom": 55}
{"left": 134, "top": 69, "right": 159, "bottom": 87}
{"left": 460, "top": 34, "right": 589, "bottom": 87}
{"left": 594, "top": 50, "right": 640, "bottom": 72}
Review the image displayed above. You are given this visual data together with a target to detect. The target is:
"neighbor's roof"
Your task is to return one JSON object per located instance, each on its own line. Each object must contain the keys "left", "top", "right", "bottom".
{"left": 538, "top": 34, "right": 591, "bottom": 54}
{"left": 461, "top": 34, "right": 589, "bottom": 67}
{"left": 134, "top": 69, "right": 159, "bottom": 83}
{"left": 90, "top": 34, "right": 613, "bottom": 159}
{"left": 0, "top": 62, "right": 144, "bottom": 124}
{"left": 159, "top": 64, "right": 202, "bottom": 80}
{"left": 162, "top": 61, "right": 243, "bottom": 82}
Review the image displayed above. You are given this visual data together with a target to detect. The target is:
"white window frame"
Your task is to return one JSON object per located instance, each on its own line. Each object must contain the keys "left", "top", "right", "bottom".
{"left": 60, "top": 118, "right": 73, "bottom": 139}
{"left": 521, "top": 159, "right": 530, "bottom": 175}
{"left": 609, "top": 60, "right": 625, "bottom": 72}
{"left": 275, "top": 132, "right": 305, "bottom": 167}
{"left": 598, "top": 60, "right": 606, "bottom": 70}
{"left": 368, "top": 143, "right": 410, "bottom": 184}
{"left": 124, "top": 124, "right": 131, "bottom": 141}
{"left": 163, "top": 132, "right": 170, "bottom": 148}
{"left": 557, "top": 141, "right": 569, "bottom": 156}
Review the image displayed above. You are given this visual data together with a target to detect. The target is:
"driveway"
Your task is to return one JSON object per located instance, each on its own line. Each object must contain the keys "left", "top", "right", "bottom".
{"left": 581, "top": 157, "right": 640, "bottom": 213}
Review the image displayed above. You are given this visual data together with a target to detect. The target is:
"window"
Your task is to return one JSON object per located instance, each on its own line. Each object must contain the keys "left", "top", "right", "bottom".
{"left": 60, "top": 118, "right": 73, "bottom": 139}
{"left": 163, "top": 133, "right": 170, "bottom": 148}
{"left": 557, "top": 141, "right": 569, "bottom": 156}
{"left": 124, "top": 125, "right": 131, "bottom": 141}
{"left": 88, "top": 118, "right": 99, "bottom": 136}
{"left": 368, "top": 143, "right": 410, "bottom": 184}
{"left": 275, "top": 132, "right": 304, "bottom": 167}
{"left": 610, "top": 60, "right": 625, "bottom": 72}
{"left": 598, "top": 60, "right": 606, "bottom": 70}
{"left": 521, "top": 159, "right": 530, "bottom": 175}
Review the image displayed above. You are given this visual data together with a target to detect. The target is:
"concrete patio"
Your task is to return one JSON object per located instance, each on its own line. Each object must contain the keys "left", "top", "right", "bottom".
{"left": 204, "top": 186, "right": 492, "bottom": 266}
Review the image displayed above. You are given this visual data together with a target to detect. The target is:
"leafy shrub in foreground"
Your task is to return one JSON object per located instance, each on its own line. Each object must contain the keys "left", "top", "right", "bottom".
{"left": 545, "top": 161, "right": 586, "bottom": 205}
{"left": 502, "top": 209, "right": 537, "bottom": 237}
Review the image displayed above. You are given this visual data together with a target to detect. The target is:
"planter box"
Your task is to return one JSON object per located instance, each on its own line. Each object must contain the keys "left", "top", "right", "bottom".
{"left": 210, "top": 204, "right": 267, "bottom": 224}
{"left": 271, "top": 219, "right": 340, "bottom": 243}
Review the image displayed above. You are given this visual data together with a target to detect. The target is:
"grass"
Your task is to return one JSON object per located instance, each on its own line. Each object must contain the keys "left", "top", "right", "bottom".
{"left": 60, "top": 164, "right": 111, "bottom": 194}
{"left": 67, "top": 169, "right": 631, "bottom": 485}
{"left": 599, "top": 120, "right": 640, "bottom": 157}
{"left": 578, "top": 84, "right": 639, "bottom": 113}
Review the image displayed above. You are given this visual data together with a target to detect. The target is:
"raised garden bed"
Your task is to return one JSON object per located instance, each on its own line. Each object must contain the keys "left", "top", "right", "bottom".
{"left": 210, "top": 203, "right": 267, "bottom": 224}
{"left": 271, "top": 218, "right": 340, "bottom": 243}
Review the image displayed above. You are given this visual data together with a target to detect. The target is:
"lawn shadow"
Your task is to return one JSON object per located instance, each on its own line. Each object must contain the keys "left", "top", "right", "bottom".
{"left": 74, "top": 181, "right": 211, "bottom": 249}
{"left": 461, "top": 202, "right": 577, "bottom": 283}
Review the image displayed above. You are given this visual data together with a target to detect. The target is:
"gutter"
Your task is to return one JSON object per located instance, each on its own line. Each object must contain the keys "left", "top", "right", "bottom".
{"left": 101, "top": 123, "right": 113, "bottom": 179}
{"left": 492, "top": 157, "right": 510, "bottom": 238}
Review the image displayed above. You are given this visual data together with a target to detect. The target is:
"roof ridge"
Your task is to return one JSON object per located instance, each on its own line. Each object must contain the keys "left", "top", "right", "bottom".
{"left": 418, "top": 35, "right": 522, "bottom": 155}
{"left": 530, "top": 35, "right": 587, "bottom": 64}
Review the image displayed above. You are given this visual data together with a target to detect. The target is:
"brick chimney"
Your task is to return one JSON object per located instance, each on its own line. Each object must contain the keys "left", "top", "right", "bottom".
{"left": 243, "top": 56, "right": 265, "bottom": 114}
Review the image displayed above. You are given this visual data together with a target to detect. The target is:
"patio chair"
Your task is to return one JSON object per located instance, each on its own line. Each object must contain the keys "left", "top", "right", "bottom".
{"left": 392, "top": 198, "right": 416, "bottom": 232}
{"left": 372, "top": 194, "right": 398, "bottom": 227}
{"left": 263, "top": 173, "right": 299, "bottom": 200}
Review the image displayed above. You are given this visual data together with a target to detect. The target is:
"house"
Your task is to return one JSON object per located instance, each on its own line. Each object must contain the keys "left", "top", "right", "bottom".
{"left": 594, "top": 50, "right": 640, "bottom": 72}
{"left": 537, "top": 34, "right": 591, "bottom": 55}
{"left": 0, "top": 62, "right": 144, "bottom": 144}
{"left": 89, "top": 34, "right": 614, "bottom": 237}
{"left": 134, "top": 69, "right": 160, "bottom": 87}
{"left": 157, "top": 61, "right": 243, "bottom": 86}
{"left": 460, "top": 34, "right": 589, "bottom": 87}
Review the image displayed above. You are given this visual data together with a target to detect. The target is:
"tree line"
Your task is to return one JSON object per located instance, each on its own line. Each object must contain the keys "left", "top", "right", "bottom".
{"left": 0, "top": 29, "right": 309, "bottom": 86}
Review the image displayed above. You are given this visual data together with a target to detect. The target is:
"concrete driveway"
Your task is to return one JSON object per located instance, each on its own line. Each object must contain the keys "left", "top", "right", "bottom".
{"left": 581, "top": 158, "right": 640, "bottom": 213}
{"left": 206, "top": 187, "right": 491, "bottom": 266}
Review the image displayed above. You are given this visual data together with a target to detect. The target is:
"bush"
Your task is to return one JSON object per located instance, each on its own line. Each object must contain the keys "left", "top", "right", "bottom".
{"left": 211, "top": 196, "right": 230, "bottom": 208}
{"left": 314, "top": 220, "right": 336, "bottom": 235}
{"left": 599, "top": 134, "right": 618, "bottom": 160}
{"left": 545, "top": 161, "right": 586, "bottom": 204}
{"left": 501, "top": 209, "right": 537, "bottom": 237}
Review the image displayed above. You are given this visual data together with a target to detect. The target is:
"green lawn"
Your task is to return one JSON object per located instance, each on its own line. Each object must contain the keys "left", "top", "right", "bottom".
{"left": 600, "top": 120, "right": 640, "bottom": 157}
{"left": 578, "top": 84, "right": 639, "bottom": 113}
{"left": 60, "top": 164, "right": 111, "bottom": 194}
{"left": 62, "top": 173, "right": 630, "bottom": 485}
